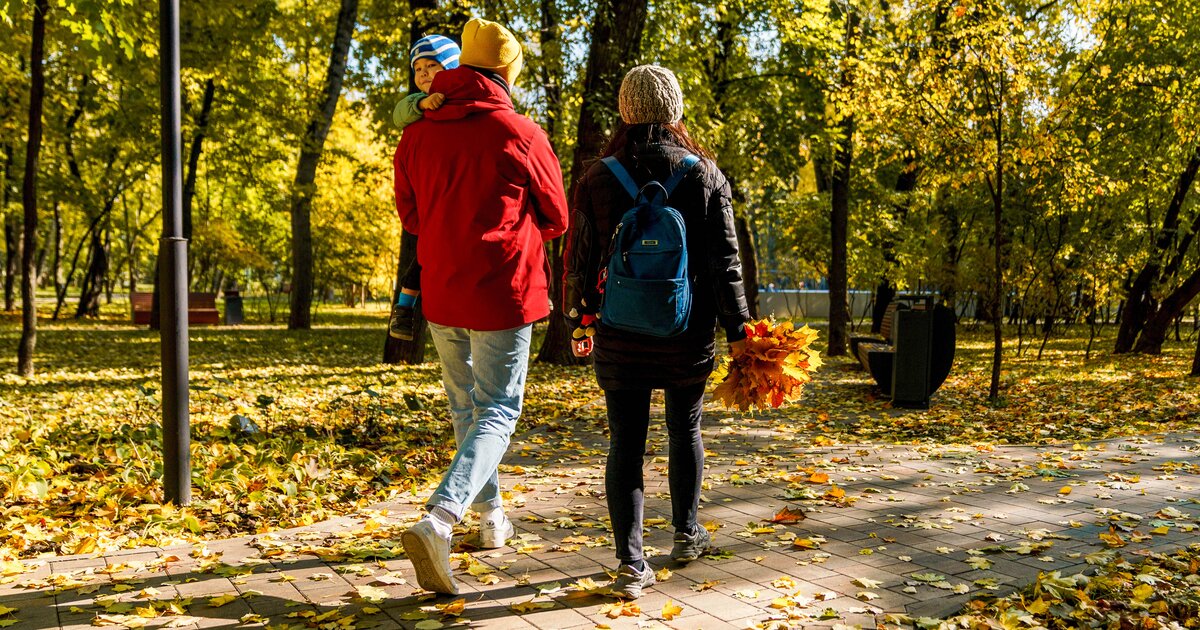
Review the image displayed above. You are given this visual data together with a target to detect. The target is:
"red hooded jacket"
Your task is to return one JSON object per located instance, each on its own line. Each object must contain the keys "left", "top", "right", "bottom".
{"left": 394, "top": 67, "right": 569, "bottom": 330}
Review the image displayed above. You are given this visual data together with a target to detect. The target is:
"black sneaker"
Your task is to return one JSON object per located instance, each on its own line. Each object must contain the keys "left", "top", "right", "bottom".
{"left": 671, "top": 525, "right": 713, "bottom": 562}
{"left": 610, "top": 562, "right": 655, "bottom": 599}
{"left": 389, "top": 304, "right": 415, "bottom": 340}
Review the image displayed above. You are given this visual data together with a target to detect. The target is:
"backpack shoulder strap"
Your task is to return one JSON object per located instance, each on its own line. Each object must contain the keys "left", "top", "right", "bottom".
{"left": 601, "top": 157, "right": 640, "bottom": 200}
{"left": 662, "top": 154, "right": 701, "bottom": 198}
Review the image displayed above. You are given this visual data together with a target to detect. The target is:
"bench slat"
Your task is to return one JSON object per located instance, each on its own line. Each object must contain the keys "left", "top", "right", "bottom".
{"left": 129, "top": 291, "right": 220, "bottom": 326}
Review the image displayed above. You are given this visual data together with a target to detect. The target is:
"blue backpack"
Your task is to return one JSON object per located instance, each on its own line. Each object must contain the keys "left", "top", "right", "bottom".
{"left": 598, "top": 154, "right": 701, "bottom": 337}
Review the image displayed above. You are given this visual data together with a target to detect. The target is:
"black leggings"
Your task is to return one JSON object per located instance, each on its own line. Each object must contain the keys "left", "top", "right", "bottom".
{"left": 604, "top": 381, "right": 706, "bottom": 564}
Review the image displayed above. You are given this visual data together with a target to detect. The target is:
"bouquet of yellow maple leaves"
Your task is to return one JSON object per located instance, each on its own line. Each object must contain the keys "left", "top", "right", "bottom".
{"left": 712, "top": 318, "right": 822, "bottom": 411}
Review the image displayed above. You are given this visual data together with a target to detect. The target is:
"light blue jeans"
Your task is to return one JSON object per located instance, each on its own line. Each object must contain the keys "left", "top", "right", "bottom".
{"left": 426, "top": 322, "right": 532, "bottom": 521}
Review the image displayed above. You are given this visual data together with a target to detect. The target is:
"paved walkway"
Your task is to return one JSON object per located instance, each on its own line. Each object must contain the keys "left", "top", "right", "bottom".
{"left": 3, "top": 400, "right": 1199, "bottom": 630}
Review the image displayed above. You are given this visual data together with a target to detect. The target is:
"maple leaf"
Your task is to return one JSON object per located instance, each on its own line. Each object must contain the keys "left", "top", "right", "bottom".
{"left": 967, "top": 557, "right": 993, "bottom": 570}
{"left": 509, "top": 600, "right": 554, "bottom": 614}
{"left": 598, "top": 601, "right": 641, "bottom": 618}
{"left": 910, "top": 572, "right": 947, "bottom": 583}
{"left": 207, "top": 594, "right": 238, "bottom": 608}
{"left": 435, "top": 599, "right": 466, "bottom": 616}
{"left": 355, "top": 585, "right": 388, "bottom": 603}
{"left": 661, "top": 600, "right": 683, "bottom": 620}
{"left": 1024, "top": 597, "right": 1050, "bottom": 614}
{"left": 1098, "top": 528, "right": 1127, "bottom": 548}
{"left": 771, "top": 576, "right": 796, "bottom": 589}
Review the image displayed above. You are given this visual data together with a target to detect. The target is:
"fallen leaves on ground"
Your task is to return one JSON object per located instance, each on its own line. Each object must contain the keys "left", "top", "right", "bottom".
{"left": 0, "top": 308, "right": 598, "bottom": 560}
{"left": 891, "top": 547, "right": 1200, "bottom": 628}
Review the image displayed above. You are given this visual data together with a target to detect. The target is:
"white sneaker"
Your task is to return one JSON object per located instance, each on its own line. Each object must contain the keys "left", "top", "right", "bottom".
{"left": 478, "top": 514, "right": 515, "bottom": 549}
{"left": 401, "top": 520, "right": 459, "bottom": 595}
{"left": 611, "top": 562, "right": 656, "bottom": 599}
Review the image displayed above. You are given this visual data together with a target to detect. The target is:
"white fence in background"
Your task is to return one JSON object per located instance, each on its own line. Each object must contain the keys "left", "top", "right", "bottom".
{"left": 757, "top": 290, "right": 874, "bottom": 321}
{"left": 758, "top": 290, "right": 983, "bottom": 321}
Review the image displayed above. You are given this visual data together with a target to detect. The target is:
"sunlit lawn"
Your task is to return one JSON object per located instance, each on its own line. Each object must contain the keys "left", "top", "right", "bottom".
{"left": 0, "top": 298, "right": 1197, "bottom": 560}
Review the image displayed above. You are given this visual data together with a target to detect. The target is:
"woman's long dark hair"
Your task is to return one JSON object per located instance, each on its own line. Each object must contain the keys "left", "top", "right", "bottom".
{"left": 599, "top": 121, "right": 716, "bottom": 161}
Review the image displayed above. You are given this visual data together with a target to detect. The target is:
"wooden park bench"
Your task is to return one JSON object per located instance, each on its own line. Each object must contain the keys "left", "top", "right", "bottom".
{"left": 849, "top": 296, "right": 956, "bottom": 407}
{"left": 131, "top": 291, "right": 221, "bottom": 326}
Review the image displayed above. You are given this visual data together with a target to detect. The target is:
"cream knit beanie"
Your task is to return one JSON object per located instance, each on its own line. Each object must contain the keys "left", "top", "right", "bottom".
{"left": 618, "top": 65, "right": 684, "bottom": 125}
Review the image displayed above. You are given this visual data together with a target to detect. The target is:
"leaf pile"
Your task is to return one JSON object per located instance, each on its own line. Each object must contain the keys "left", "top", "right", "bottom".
{"left": 894, "top": 545, "right": 1200, "bottom": 628}
{"left": 713, "top": 318, "right": 822, "bottom": 411}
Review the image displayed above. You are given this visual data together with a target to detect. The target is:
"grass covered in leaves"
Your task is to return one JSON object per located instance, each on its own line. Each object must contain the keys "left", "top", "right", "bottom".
{"left": 0, "top": 303, "right": 597, "bottom": 560}
{"left": 781, "top": 318, "right": 1200, "bottom": 445}
{"left": 901, "top": 546, "right": 1200, "bottom": 629}
{"left": 1, "top": 304, "right": 1197, "bottom": 561}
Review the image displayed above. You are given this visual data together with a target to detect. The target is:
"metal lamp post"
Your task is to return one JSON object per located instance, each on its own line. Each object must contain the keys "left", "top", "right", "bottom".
{"left": 160, "top": 0, "right": 190, "bottom": 505}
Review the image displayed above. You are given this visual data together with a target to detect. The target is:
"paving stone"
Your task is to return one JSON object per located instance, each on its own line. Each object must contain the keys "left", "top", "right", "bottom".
{"left": 16, "top": 419, "right": 1200, "bottom": 629}
{"left": 675, "top": 587, "right": 765, "bottom": 620}
{"left": 907, "top": 593, "right": 972, "bottom": 619}
{"left": 173, "top": 577, "right": 241, "bottom": 599}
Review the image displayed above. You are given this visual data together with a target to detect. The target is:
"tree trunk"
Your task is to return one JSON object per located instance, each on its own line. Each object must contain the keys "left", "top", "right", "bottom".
{"left": 2, "top": 144, "right": 14, "bottom": 312}
{"left": 4, "top": 213, "right": 17, "bottom": 312}
{"left": 1191, "top": 325, "right": 1200, "bottom": 377}
{"left": 735, "top": 215, "right": 759, "bottom": 319}
{"left": 538, "top": 0, "right": 564, "bottom": 153}
{"left": 1116, "top": 145, "right": 1200, "bottom": 353}
{"left": 530, "top": 0, "right": 575, "bottom": 364}
{"left": 826, "top": 9, "right": 856, "bottom": 358}
{"left": 705, "top": 9, "right": 758, "bottom": 321}
{"left": 987, "top": 85, "right": 1005, "bottom": 403}
{"left": 18, "top": 0, "right": 48, "bottom": 377}
{"left": 149, "top": 74, "right": 213, "bottom": 321}
{"left": 52, "top": 201, "right": 62, "bottom": 300}
{"left": 102, "top": 223, "right": 113, "bottom": 304}
{"left": 1131, "top": 266, "right": 1200, "bottom": 354}
{"left": 383, "top": 229, "right": 428, "bottom": 363}
{"left": 382, "top": 1, "right": 470, "bottom": 364}
{"left": 872, "top": 157, "right": 920, "bottom": 333}
{"left": 181, "top": 78, "right": 215, "bottom": 286}
{"left": 125, "top": 197, "right": 137, "bottom": 309}
{"left": 54, "top": 199, "right": 117, "bottom": 319}
{"left": 536, "top": 0, "right": 649, "bottom": 365}
{"left": 828, "top": 131, "right": 852, "bottom": 355}
{"left": 288, "top": 0, "right": 358, "bottom": 330}
{"left": 75, "top": 228, "right": 108, "bottom": 318}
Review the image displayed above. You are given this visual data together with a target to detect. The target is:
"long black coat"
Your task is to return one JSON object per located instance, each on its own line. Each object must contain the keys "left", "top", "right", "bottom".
{"left": 564, "top": 133, "right": 750, "bottom": 390}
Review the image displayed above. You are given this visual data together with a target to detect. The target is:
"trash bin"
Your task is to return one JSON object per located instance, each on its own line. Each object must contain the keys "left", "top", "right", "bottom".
{"left": 891, "top": 300, "right": 933, "bottom": 409}
{"left": 224, "top": 286, "right": 244, "bottom": 325}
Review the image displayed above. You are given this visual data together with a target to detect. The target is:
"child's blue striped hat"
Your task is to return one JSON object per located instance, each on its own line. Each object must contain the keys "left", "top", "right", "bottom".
{"left": 410, "top": 35, "right": 460, "bottom": 70}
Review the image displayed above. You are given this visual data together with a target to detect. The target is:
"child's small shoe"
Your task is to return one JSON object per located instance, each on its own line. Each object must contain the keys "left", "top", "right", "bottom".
{"left": 389, "top": 305, "right": 416, "bottom": 341}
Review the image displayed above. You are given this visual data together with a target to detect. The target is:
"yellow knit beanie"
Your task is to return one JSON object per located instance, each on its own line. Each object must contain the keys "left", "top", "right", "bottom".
{"left": 459, "top": 18, "right": 524, "bottom": 87}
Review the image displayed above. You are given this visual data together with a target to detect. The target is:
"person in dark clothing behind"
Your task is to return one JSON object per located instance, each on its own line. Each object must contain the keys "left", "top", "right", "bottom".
{"left": 562, "top": 64, "right": 751, "bottom": 599}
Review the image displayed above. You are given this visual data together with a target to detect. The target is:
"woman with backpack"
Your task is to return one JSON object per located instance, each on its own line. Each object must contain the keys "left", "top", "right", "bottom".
{"left": 562, "top": 64, "right": 752, "bottom": 599}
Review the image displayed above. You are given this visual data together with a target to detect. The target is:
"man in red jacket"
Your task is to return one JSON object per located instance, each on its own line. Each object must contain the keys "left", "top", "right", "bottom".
{"left": 395, "top": 18, "right": 569, "bottom": 596}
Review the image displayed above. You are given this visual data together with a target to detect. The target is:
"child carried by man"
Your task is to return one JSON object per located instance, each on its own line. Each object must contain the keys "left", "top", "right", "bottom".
{"left": 388, "top": 34, "right": 460, "bottom": 340}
